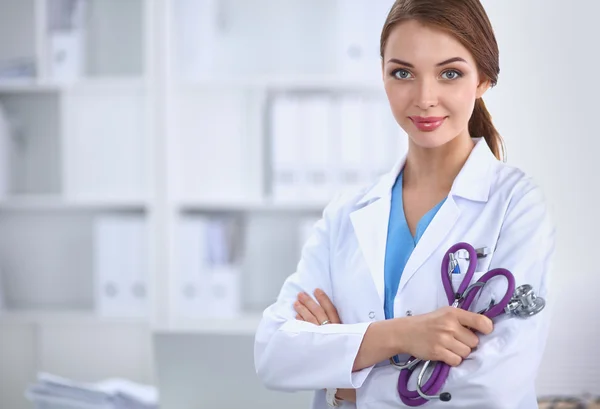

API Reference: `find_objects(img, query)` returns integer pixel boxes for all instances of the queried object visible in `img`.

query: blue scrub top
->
[383,171,446,319]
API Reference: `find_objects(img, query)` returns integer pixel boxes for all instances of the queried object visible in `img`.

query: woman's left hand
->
[294,288,341,325]
[294,289,356,404]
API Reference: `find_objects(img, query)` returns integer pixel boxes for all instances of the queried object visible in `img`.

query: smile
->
[409,116,447,132]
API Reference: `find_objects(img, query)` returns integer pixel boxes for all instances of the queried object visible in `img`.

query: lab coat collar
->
[350,137,499,304]
[356,137,497,206]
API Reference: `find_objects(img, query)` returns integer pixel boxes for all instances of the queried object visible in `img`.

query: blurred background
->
[0,0,597,408]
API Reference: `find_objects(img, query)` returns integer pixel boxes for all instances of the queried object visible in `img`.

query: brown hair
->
[380,0,506,161]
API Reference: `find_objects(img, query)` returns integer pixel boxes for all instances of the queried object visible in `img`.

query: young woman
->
[254,1,555,408]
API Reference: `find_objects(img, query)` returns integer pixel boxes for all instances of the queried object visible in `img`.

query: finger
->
[298,292,329,325]
[456,310,493,335]
[294,301,319,325]
[335,389,357,403]
[446,337,473,360]
[454,326,480,349]
[314,289,341,324]
[439,349,463,367]
[293,301,303,318]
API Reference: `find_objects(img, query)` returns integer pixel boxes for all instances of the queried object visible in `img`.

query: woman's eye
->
[393,69,412,80]
[441,70,462,80]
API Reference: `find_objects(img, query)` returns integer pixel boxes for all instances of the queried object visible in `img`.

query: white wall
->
[481,0,600,395]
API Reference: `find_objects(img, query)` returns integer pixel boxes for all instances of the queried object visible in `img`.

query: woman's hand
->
[399,306,494,367]
[294,288,341,325]
[294,289,356,404]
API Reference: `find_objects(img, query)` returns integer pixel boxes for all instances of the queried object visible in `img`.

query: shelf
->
[0,195,147,211]
[177,198,327,213]
[0,310,148,326]
[175,77,384,93]
[0,79,62,93]
[154,313,263,335]
[0,78,146,93]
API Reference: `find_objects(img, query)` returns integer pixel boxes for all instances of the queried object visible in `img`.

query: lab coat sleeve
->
[355,184,556,409]
[254,196,375,392]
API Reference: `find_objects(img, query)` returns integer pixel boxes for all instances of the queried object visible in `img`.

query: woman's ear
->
[476,79,492,99]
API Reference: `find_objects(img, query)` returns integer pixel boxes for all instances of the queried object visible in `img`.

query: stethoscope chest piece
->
[505,284,545,317]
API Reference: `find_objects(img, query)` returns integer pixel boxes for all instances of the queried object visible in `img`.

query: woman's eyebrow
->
[386,57,468,67]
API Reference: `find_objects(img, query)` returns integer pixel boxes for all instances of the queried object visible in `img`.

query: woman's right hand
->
[399,306,494,367]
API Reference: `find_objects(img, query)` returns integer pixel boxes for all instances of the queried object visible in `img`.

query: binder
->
[173,0,219,81]
[204,218,241,319]
[336,96,368,191]
[93,213,148,319]
[175,216,242,319]
[174,215,209,319]
[300,95,335,203]
[335,0,369,79]
[270,95,303,202]
[0,102,12,199]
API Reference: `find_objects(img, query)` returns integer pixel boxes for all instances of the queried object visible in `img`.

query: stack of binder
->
[174,215,243,319]
[269,93,405,204]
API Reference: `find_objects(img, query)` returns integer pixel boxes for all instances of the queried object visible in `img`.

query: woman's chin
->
[407,132,454,149]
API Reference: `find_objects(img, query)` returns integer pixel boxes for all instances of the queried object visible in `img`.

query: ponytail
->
[469,98,505,161]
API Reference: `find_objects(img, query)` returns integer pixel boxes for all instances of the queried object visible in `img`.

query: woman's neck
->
[402,135,475,192]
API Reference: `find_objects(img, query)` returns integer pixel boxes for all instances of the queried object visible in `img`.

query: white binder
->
[174,215,210,319]
[0,102,12,199]
[300,95,335,203]
[93,213,149,319]
[270,95,303,202]
[336,0,396,80]
[175,216,242,319]
[337,96,368,191]
[204,218,241,319]
[335,0,370,79]
[173,0,220,81]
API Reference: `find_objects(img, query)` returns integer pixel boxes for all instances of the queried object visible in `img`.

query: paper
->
[25,372,158,409]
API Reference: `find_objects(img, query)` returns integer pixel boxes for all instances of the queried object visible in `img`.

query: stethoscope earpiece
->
[440,392,451,402]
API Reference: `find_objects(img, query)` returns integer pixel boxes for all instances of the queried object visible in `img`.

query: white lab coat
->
[254,138,556,409]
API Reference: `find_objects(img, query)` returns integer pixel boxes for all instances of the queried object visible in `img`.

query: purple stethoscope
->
[391,242,546,406]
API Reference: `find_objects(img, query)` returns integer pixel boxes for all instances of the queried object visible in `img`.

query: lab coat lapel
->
[396,197,460,295]
[396,138,497,295]
[349,195,392,304]
[349,157,404,304]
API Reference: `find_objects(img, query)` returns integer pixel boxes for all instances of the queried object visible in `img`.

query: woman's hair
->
[380,0,506,161]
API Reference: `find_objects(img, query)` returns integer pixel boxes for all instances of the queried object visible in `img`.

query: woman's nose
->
[415,79,439,110]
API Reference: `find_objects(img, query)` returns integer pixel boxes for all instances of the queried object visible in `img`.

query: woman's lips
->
[409,116,447,132]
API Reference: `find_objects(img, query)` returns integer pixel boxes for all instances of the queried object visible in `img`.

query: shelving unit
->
[0,0,399,407]
[0,0,401,324]
[0,1,155,407]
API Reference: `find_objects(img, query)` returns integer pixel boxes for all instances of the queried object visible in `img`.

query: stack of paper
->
[25,372,158,409]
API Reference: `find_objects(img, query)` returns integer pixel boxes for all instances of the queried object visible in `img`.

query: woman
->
[254,0,555,408]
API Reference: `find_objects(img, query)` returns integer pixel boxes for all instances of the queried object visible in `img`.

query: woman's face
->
[382,20,490,149]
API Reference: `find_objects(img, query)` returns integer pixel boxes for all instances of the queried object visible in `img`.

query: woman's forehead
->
[384,20,475,66]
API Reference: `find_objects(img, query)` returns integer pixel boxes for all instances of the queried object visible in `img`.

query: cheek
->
[384,84,411,120]
[442,86,477,120]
